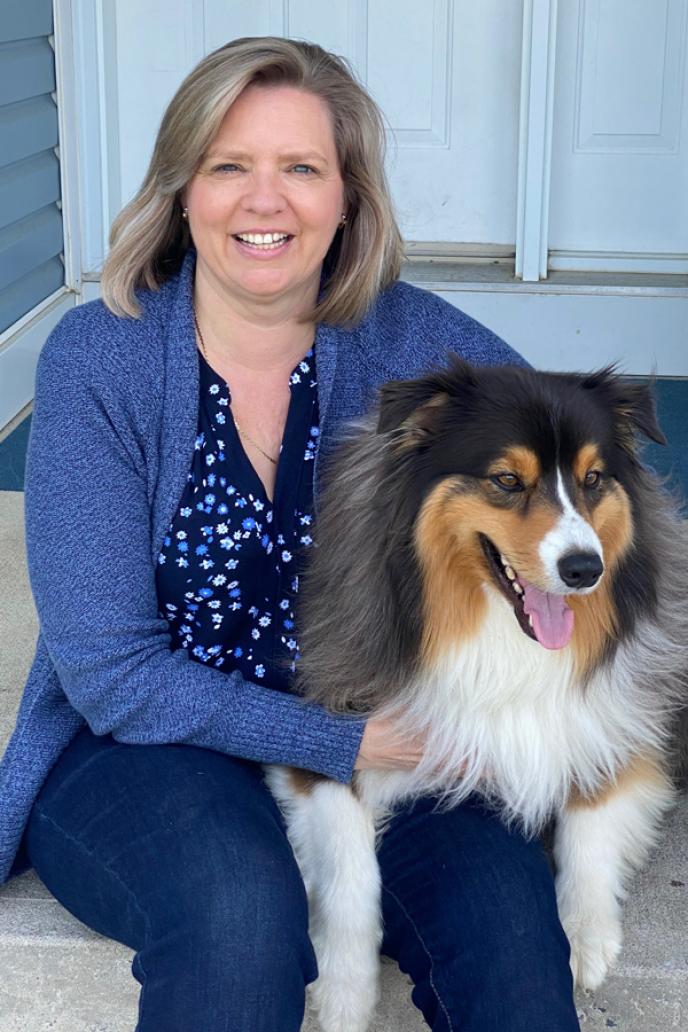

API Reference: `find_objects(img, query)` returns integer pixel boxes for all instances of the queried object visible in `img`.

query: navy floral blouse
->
[155,346,319,694]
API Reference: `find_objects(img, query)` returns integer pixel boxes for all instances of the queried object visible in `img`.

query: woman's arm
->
[24,317,365,782]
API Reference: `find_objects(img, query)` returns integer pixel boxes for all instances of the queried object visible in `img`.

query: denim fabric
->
[25,728,579,1032]
[379,794,581,1031]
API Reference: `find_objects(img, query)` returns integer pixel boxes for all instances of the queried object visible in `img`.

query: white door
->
[549,0,688,272]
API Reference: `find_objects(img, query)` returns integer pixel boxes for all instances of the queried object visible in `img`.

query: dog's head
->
[377,358,666,652]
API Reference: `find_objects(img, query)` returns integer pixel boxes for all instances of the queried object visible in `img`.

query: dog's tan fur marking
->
[591,484,634,566]
[488,446,541,486]
[287,767,366,800]
[288,769,326,795]
[573,444,605,483]
[415,477,563,664]
[569,484,634,675]
[568,586,618,677]
[567,752,667,811]
[415,481,489,664]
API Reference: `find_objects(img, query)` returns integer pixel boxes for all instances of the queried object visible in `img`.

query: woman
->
[0,37,581,1032]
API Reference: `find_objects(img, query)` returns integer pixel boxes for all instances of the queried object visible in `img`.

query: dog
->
[265,358,688,1032]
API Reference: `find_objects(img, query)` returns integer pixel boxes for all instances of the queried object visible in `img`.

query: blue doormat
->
[641,380,688,510]
[0,416,32,493]
[1,381,687,504]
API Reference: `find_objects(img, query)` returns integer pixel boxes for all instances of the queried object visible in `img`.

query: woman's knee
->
[133,863,316,1032]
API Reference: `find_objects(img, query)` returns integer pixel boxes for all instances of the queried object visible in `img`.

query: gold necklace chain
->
[192,310,279,466]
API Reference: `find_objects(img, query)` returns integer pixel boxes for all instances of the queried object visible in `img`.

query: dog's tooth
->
[528,614,534,628]
[504,565,516,580]
[512,581,523,595]
[500,554,508,566]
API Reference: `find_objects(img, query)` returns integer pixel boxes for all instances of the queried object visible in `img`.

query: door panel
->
[549,0,688,262]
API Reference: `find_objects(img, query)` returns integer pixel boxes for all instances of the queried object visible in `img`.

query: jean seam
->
[382,884,455,1032]
[31,805,152,1027]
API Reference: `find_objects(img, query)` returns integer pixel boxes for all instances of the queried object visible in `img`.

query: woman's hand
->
[354,715,428,771]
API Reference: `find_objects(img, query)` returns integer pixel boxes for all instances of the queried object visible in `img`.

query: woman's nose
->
[240,169,286,214]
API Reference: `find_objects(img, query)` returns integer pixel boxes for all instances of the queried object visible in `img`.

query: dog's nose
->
[558,551,604,589]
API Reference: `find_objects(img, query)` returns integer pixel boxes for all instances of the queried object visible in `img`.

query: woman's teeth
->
[236,232,289,249]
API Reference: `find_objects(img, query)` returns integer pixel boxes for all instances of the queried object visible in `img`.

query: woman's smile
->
[232,230,294,257]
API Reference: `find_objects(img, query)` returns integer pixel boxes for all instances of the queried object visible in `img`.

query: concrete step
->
[2,488,687,1030]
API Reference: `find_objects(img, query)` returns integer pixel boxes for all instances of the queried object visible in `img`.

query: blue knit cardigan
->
[0,251,525,883]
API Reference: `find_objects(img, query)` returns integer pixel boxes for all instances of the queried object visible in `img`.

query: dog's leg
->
[554,753,675,990]
[264,767,382,1032]
[305,781,382,1032]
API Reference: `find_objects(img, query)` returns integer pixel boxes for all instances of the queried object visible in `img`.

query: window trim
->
[53,0,82,293]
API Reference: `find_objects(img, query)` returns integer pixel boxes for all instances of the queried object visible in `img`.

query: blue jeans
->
[24,727,580,1031]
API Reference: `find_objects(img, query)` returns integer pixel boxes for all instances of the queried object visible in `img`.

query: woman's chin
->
[235,269,319,308]
[198,252,319,309]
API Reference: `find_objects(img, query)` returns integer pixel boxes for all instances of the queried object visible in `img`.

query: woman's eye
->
[491,473,524,493]
[213,163,241,173]
[291,164,316,175]
[584,469,603,488]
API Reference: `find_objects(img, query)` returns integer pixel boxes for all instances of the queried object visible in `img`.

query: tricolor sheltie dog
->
[265,359,688,1032]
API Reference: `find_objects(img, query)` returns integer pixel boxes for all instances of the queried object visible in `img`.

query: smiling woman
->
[4,35,582,1032]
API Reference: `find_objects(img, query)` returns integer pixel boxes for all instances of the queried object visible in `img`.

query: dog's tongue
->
[521,580,574,650]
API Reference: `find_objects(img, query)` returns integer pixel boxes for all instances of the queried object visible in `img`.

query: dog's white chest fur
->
[358,586,658,832]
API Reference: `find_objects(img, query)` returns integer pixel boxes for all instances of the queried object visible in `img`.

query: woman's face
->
[185,84,346,313]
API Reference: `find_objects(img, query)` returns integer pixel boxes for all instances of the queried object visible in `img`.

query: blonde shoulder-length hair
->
[101,36,405,326]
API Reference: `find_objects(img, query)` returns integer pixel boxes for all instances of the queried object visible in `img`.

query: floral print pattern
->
[155,347,318,693]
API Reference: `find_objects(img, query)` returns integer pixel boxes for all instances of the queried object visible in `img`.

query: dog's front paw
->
[309,973,378,1032]
[563,909,622,990]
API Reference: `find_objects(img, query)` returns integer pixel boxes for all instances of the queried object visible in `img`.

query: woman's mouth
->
[233,231,293,253]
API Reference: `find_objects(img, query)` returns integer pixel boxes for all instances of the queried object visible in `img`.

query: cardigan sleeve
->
[23,318,365,783]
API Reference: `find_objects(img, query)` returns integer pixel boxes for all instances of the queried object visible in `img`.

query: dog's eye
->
[584,469,603,488]
[491,473,524,493]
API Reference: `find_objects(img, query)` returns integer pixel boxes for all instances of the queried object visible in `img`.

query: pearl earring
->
[182,207,189,220]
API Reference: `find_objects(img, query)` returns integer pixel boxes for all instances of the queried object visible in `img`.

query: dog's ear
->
[376,354,477,437]
[582,368,667,447]
[377,379,447,436]
[613,382,666,446]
